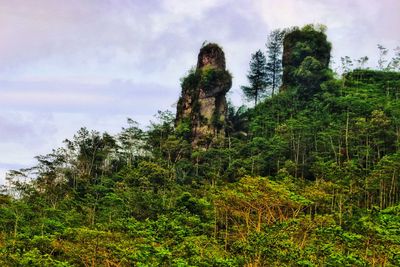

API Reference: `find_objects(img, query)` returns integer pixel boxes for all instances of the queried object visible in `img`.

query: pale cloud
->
[0,80,176,114]
[0,112,56,145]
[256,0,355,28]
[0,112,57,183]
[255,0,400,65]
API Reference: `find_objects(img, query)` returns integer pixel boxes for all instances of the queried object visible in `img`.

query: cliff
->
[176,43,232,146]
[281,25,331,93]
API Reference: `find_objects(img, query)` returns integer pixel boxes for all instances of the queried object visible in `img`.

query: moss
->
[282,24,332,89]
[178,69,202,124]
[199,66,232,95]
[176,96,184,122]
[181,69,201,93]
[176,118,192,139]
[178,66,232,123]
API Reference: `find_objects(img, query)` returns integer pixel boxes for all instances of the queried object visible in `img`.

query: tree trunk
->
[345,111,350,161]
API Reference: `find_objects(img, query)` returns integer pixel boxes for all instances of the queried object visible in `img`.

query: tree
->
[388,46,400,71]
[241,50,269,106]
[265,29,285,95]
[377,44,389,70]
[340,56,353,74]
[226,103,248,136]
[355,56,369,69]
[118,118,145,167]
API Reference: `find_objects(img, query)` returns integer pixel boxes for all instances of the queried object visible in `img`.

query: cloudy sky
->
[0,0,399,184]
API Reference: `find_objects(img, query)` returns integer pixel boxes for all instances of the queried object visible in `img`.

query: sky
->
[0,0,399,184]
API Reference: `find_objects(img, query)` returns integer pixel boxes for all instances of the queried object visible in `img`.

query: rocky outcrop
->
[281,25,331,91]
[176,43,232,146]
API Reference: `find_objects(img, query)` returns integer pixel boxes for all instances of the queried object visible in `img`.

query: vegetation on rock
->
[176,43,232,146]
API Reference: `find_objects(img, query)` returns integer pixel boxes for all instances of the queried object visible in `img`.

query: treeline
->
[1,25,400,266]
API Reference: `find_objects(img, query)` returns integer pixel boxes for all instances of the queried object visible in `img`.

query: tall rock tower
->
[176,43,232,146]
[281,25,331,93]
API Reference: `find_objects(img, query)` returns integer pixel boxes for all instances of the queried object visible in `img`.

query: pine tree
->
[241,50,268,106]
[265,29,285,95]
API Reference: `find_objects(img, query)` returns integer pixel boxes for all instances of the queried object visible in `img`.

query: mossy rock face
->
[181,70,201,93]
[176,43,232,147]
[282,25,332,90]
[200,66,232,98]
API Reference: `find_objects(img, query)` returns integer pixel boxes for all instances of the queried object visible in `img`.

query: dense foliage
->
[1,26,400,266]
[282,24,332,95]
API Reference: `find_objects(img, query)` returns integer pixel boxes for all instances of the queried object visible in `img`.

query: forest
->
[1,25,400,266]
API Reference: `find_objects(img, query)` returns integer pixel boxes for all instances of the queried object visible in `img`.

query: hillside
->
[1,26,400,266]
